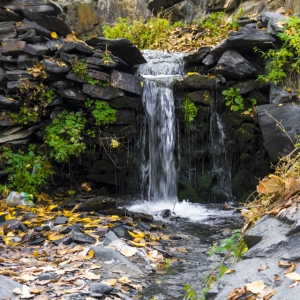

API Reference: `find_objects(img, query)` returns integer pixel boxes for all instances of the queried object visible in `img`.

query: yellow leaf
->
[87,249,94,259]
[140,81,144,87]
[81,182,91,192]
[129,241,146,247]
[33,250,39,258]
[110,139,120,148]
[278,103,283,106]
[5,213,13,220]
[128,231,145,239]
[257,177,284,195]
[245,280,265,294]
[103,279,117,286]
[51,31,58,39]
[118,276,131,284]
[177,247,187,253]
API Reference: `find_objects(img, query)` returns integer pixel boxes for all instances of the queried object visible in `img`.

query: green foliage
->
[1,144,54,194]
[230,8,245,31]
[102,17,183,49]
[198,12,227,37]
[40,89,56,104]
[85,98,116,127]
[254,15,300,84]
[183,98,198,127]
[223,87,244,111]
[183,284,197,300]
[9,107,39,124]
[44,110,87,163]
[247,98,257,112]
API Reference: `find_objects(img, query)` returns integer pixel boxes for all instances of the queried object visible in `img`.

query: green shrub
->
[9,107,39,124]
[44,110,87,163]
[1,144,54,194]
[223,87,244,111]
[102,17,183,49]
[183,97,198,126]
[254,15,300,84]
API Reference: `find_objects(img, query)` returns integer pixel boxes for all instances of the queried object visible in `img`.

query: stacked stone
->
[0,0,147,189]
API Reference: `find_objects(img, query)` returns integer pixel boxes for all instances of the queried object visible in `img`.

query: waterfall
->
[138,50,185,202]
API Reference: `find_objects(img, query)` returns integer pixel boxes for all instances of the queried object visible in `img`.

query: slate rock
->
[74,196,116,212]
[53,237,72,246]
[0,130,32,143]
[257,104,300,161]
[88,70,109,82]
[287,219,300,236]
[16,20,51,37]
[5,70,33,81]
[115,110,135,125]
[0,275,23,299]
[0,10,22,22]
[66,71,87,83]
[109,97,143,111]
[29,236,45,245]
[111,225,134,240]
[54,216,68,225]
[60,223,84,234]
[89,283,113,296]
[0,21,16,41]
[269,81,293,104]
[22,10,71,37]
[183,47,211,67]
[43,59,71,73]
[279,204,300,224]
[215,50,257,79]
[83,84,124,100]
[86,56,118,69]
[174,74,217,90]
[18,54,39,70]
[261,12,287,35]
[103,231,119,246]
[91,245,143,273]
[282,233,300,260]
[86,37,146,67]
[1,40,26,55]
[17,29,43,44]
[110,70,143,95]
[0,95,20,106]
[34,225,51,232]
[57,89,86,101]
[38,272,57,281]
[233,79,267,94]
[59,52,74,64]
[0,67,5,83]
[59,42,93,55]
[71,227,96,244]
[243,215,290,258]
[126,210,154,222]
[23,44,49,56]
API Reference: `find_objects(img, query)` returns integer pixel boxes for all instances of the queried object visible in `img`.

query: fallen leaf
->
[257,177,284,195]
[177,247,188,253]
[225,269,235,274]
[290,281,298,288]
[245,280,265,294]
[226,287,245,300]
[257,286,275,299]
[103,279,117,286]
[274,274,281,282]
[285,272,300,281]
[118,276,131,284]
[258,263,268,271]
[80,270,101,280]
[51,31,58,39]
[120,245,137,257]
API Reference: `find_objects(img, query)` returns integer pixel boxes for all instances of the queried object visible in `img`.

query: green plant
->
[230,8,245,31]
[9,107,39,124]
[247,98,257,113]
[102,17,183,49]
[1,144,54,194]
[163,258,171,269]
[199,12,227,37]
[183,284,197,300]
[40,89,56,104]
[85,98,116,127]
[44,110,87,163]
[183,98,198,127]
[223,87,244,111]
[254,15,300,84]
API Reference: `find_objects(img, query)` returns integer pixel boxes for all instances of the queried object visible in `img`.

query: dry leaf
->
[103,279,117,286]
[118,276,131,284]
[257,177,284,195]
[290,281,298,288]
[177,247,188,253]
[285,176,298,190]
[225,269,235,274]
[81,270,101,280]
[120,245,137,257]
[257,286,275,299]
[258,263,268,271]
[245,280,265,294]
[226,287,245,300]
[285,272,300,281]
[274,274,281,282]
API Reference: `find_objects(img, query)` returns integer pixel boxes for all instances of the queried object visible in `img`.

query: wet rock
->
[17,54,39,70]
[0,10,22,22]
[88,70,110,82]
[155,209,172,218]
[43,59,71,73]
[54,216,68,225]
[0,130,33,143]
[261,12,287,35]
[188,90,211,106]
[126,211,154,222]
[215,50,257,79]
[110,70,143,95]
[174,74,217,90]
[257,104,300,161]
[86,37,147,67]
[233,79,267,94]
[183,47,211,68]
[1,40,26,55]
[83,83,124,100]
[5,70,33,81]
[91,245,143,273]
[59,42,93,55]
[71,227,96,244]
[29,236,45,245]
[109,96,143,111]
[0,275,23,299]
[16,20,51,37]
[74,196,116,212]
[23,44,49,56]
[22,11,71,36]
[57,88,86,101]
[115,110,136,125]
[0,95,20,106]
[89,282,113,296]
[0,21,16,41]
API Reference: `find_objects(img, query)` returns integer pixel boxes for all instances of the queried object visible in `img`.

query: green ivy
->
[223,87,244,111]
[1,144,54,194]
[254,15,300,84]
[183,97,198,127]
[44,110,87,163]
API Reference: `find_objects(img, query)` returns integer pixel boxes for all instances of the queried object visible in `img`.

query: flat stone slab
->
[1,40,26,55]
[110,70,143,95]
[83,84,124,100]
[0,130,32,143]
[0,274,23,299]
[23,44,49,56]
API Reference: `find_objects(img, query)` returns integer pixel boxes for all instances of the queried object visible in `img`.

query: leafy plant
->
[85,98,116,127]
[247,98,257,113]
[44,110,87,163]
[40,89,56,104]
[223,87,244,111]
[1,144,54,194]
[199,12,228,37]
[9,107,39,124]
[183,97,198,127]
[102,17,183,49]
[254,15,300,84]
[183,283,197,300]
[230,8,245,31]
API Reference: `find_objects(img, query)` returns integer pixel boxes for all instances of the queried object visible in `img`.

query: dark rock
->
[66,71,87,83]
[243,216,289,258]
[97,209,126,216]
[188,90,211,106]
[1,220,27,233]
[287,219,300,236]
[54,216,68,225]
[261,12,287,35]
[57,89,86,101]
[2,126,23,136]
[71,227,96,244]
[7,80,39,93]
[233,79,267,94]
[18,54,39,70]
[0,21,16,41]
[89,283,113,296]
[59,42,93,55]
[59,52,75,64]
[23,44,49,56]
[43,59,71,73]
[0,10,22,22]
[115,110,136,125]
[16,20,51,38]
[88,70,109,82]
[137,222,152,231]
[282,233,300,260]
[74,196,116,212]
[126,211,154,222]
[215,50,257,79]
[0,95,20,106]
[86,56,117,69]
[17,29,42,44]
[5,70,33,81]
[111,225,133,240]
[279,205,300,225]
[109,96,143,111]
[50,80,71,90]
[110,70,143,95]
[86,37,146,67]
[269,81,293,104]
[203,24,276,63]
[22,10,71,37]
[257,104,300,161]
[34,225,51,232]
[93,228,108,238]
[103,231,119,246]
[91,160,115,173]
[155,209,171,218]
[0,67,5,83]
[60,223,84,234]
[29,236,45,245]
[46,39,64,52]
[0,275,23,299]
[0,130,33,143]
[3,62,17,70]
[0,56,17,63]
[83,84,124,100]
[91,245,143,273]
[174,74,217,90]
[147,0,182,13]
[183,47,211,67]
[52,237,73,246]
[1,40,26,55]
[37,272,57,281]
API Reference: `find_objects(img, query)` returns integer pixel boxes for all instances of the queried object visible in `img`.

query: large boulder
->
[258,104,300,161]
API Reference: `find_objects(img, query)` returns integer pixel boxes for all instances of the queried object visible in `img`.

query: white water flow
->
[127,50,233,221]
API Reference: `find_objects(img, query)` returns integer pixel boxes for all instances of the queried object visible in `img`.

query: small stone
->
[1,40,26,55]
[74,279,85,287]
[37,273,57,281]
[71,227,96,244]
[34,225,51,232]
[43,59,71,73]
[89,283,113,295]
[17,54,39,70]
[54,216,68,225]
[23,44,49,56]
[29,237,45,245]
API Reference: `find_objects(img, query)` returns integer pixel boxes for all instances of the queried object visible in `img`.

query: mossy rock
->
[174,74,217,91]
[188,90,211,106]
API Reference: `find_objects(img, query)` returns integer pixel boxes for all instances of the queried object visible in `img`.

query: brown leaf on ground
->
[257,177,284,195]
[245,280,265,294]
[226,287,246,300]
[274,274,281,282]
[285,176,298,190]
[285,272,300,281]
[257,286,275,299]
[258,263,268,271]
